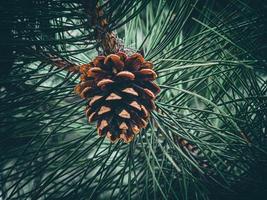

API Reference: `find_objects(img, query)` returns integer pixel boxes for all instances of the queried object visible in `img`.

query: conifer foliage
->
[0,0,266,199]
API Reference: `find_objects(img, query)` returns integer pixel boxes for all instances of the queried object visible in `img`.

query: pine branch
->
[1,0,267,200]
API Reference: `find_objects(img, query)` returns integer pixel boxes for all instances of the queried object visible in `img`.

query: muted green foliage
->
[0,0,266,199]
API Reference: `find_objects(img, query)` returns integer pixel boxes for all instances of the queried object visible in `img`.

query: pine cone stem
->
[94,5,118,55]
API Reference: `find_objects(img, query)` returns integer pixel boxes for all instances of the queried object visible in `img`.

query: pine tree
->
[0,0,267,199]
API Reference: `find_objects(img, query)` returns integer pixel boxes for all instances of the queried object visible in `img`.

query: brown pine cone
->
[75,52,160,143]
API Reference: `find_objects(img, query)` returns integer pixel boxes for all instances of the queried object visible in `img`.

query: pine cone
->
[75,52,160,143]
